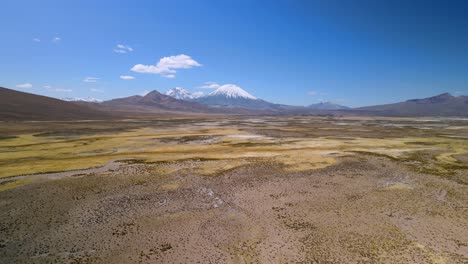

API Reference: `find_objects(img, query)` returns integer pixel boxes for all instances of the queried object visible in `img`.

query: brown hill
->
[0,87,110,121]
[352,93,468,117]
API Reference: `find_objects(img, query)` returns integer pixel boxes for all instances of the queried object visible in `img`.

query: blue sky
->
[1,0,467,107]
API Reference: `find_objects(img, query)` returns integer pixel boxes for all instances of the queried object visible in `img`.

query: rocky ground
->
[0,116,467,263]
[0,155,467,263]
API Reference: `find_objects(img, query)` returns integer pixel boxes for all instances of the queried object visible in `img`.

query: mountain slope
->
[0,87,109,120]
[353,93,468,116]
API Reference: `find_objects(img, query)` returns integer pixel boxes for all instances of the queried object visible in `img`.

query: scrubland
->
[0,116,467,263]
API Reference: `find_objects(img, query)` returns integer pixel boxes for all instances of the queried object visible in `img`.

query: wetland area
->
[0,116,467,263]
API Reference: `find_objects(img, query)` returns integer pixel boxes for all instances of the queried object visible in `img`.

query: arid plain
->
[1,116,467,263]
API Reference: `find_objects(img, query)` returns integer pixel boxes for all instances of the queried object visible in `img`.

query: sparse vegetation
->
[0,116,467,263]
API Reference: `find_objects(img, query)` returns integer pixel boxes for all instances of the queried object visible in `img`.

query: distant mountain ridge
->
[406,93,454,104]
[103,90,212,112]
[62,97,103,103]
[353,93,468,116]
[1,86,466,120]
[308,102,349,110]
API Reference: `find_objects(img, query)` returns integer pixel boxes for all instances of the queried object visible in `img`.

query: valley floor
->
[0,116,467,263]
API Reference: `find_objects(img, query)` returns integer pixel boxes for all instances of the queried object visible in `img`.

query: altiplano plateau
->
[1,116,467,263]
[2,1,468,263]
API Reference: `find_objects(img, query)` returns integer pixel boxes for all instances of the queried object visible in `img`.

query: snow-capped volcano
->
[208,84,257,100]
[164,83,280,111]
[193,83,280,110]
[165,87,200,100]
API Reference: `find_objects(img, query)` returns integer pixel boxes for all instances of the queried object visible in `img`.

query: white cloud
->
[131,54,201,78]
[199,82,221,89]
[90,88,104,93]
[114,44,133,53]
[16,83,33,88]
[33,38,40,42]
[54,88,72,92]
[44,85,72,92]
[120,75,135,80]
[131,64,171,74]
[83,77,99,83]
[157,54,201,69]
[52,36,61,43]
[117,44,133,51]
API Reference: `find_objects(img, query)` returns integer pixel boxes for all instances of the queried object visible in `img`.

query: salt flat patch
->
[444,126,468,130]
[243,118,269,123]
[440,135,468,139]
[335,122,354,126]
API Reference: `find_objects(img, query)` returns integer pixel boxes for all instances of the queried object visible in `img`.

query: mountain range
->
[308,102,350,110]
[102,90,214,113]
[0,85,467,121]
[353,93,468,117]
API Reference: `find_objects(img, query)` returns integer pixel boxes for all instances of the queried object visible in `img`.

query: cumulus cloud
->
[131,54,201,78]
[120,75,135,80]
[114,44,133,53]
[33,38,40,42]
[52,36,61,43]
[83,77,99,83]
[16,83,33,88]
[90,88,104,93]
[199,82,221,89]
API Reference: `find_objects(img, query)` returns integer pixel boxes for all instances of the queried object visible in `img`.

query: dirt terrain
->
[0,116,467,263]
